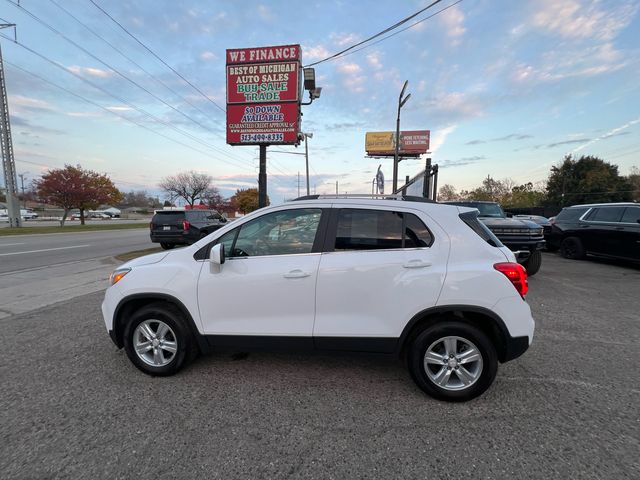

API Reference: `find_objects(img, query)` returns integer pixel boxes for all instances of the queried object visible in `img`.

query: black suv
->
[548,202,640,262]
[445,201,545,275]
[150,209,227,250]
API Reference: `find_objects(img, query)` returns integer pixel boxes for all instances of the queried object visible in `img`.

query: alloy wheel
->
[423,336,483,391]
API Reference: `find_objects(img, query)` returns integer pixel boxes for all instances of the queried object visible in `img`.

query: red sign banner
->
[401,130,430,153]
[226,44,302,146]
[226,62,299,104]
[226,103,299,145]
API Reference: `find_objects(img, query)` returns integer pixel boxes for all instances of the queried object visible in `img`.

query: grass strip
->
[115,247,163,262]
[0,223,149,236]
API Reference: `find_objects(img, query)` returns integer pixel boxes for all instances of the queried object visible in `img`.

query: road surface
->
[0,229,153,318]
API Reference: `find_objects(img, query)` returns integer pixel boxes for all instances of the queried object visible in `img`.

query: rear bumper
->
[503,335,530,362]
[150,232,192,244]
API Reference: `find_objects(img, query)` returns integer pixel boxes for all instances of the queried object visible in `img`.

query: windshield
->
[457,203,504,218]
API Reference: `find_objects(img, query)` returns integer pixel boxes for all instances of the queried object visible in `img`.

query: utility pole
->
[393,80,411,193]
[335,181,338,194]
[303,132,313,196]
[297,171,300,198]
[18,172,27,208]
[258,145,267,208]
[0,23,21,227]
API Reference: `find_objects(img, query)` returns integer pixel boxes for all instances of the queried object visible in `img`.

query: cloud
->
[512,42,627,85]
[546,139,590,148]
[531,0,637,41]
[465,134,533,145]
[303,44,331,61]
[429,125,457,153]
[257,5,274,21]
[330,32,361,46]
[106,106,133,112]
[11,115,65,135]
[336,62,366,93]
[323,121,366,131]
[440,5,466,45]
[440,156,486,168]
[423,92,484,122]
[366,52,383,70]
[572,117,640,153]
[10,95,52,112]
[67,65,114,78]
[199,51,217,61]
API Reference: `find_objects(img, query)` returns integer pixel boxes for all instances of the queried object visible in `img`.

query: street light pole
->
[393,80,411,193]
[303,132,313,196]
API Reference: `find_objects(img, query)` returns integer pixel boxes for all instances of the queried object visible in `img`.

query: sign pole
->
[258,144,267,208]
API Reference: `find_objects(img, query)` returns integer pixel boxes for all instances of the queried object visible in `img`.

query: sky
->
[1,0,639,202]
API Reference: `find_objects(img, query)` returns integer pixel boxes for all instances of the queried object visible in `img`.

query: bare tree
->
[159,171,213,206]
[438,184,459,201]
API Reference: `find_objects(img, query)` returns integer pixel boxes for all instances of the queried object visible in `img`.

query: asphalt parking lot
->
[1,253,638,479]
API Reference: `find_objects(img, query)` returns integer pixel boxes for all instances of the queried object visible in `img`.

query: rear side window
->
[589,207,624,223]
[334,209,432,251]
[153,211,184,223]
[621,207,640,224]
[459,211,503,248]
[556,207,589,222]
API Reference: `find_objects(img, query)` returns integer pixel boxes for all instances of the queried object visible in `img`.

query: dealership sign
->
[226,45,302,145]
[365,130,430,156]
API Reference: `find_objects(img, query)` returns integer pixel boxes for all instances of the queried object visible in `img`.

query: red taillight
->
[182,220,190,231]
[494,262,528,297]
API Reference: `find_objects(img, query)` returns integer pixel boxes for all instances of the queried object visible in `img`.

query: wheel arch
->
[113,293,209,353]
[397,305,513,363]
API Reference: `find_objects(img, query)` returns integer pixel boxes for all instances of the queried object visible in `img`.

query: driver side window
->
[226,209,322,258]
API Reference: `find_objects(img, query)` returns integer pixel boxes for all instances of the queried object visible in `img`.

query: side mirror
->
[209,243,225,265]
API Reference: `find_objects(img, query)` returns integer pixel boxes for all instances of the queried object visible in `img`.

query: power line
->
[0,32,254,169]
[5,60,253,172]
[337,0,465,61]
[304,0,445,67]
[88,0,226,113]
[48,0,216,127]
[6,1,225,139]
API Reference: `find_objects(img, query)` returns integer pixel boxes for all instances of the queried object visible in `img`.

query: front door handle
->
[403,260,432,269]
[283,269,311,279]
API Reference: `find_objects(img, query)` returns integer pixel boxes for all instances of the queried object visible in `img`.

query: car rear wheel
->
[523,250,542,276]
[560,237,585,260]
[408,321,497,402]
[123,303,196,376]
[160,242,175,250]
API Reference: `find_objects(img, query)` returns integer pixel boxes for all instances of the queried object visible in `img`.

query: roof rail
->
[292,194,435,203]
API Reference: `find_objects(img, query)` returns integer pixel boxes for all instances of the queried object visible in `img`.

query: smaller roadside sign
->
[365,130,430,157]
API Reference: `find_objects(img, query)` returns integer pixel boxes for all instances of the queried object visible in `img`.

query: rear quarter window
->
[459,211,503,247]
[557,207,589,222]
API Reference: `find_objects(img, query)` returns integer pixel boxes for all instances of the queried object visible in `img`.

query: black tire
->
[160,242,175,250]
[407,321,498,402]
[560,236,585,260]
[123,303,196,376]
[199,231,209,240]
[523,250,542,276]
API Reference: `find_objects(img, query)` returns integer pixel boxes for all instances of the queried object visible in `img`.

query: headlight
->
[109,267,131,286]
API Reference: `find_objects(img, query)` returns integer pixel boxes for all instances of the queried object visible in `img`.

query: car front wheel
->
[123,303,196,376]
[160,242,175,250]
[408,321,498,402]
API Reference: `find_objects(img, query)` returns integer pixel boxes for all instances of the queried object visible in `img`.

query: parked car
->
[103,196,535,402]
[150,209,227,250]
[21,209,38,220]
[88,212,112,220]
[548,202,640,262]
[444,201,545,275]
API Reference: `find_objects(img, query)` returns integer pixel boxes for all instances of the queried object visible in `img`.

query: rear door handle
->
[403,260,432,269]
[283,269,311,279]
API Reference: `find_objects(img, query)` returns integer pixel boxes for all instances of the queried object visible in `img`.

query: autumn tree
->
[230,188,267,214]
[34,165,123,226]
[438,184,460,201]
[546,155,632,206]
[628,166,640,202]
[159,171,213,206]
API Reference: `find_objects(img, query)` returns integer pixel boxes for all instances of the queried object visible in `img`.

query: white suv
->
[102,196,534,401]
